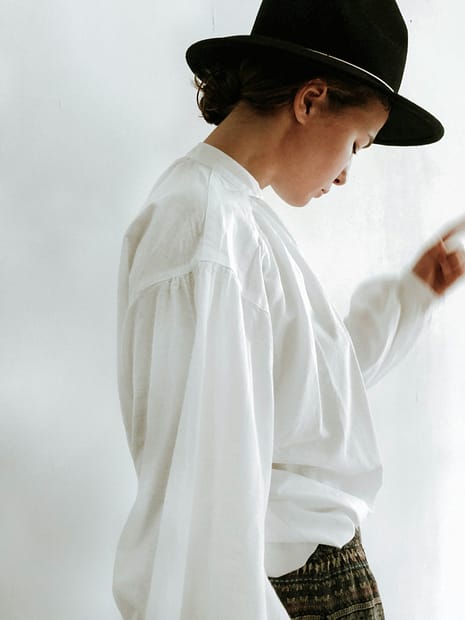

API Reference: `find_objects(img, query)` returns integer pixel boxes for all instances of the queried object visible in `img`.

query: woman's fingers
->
[419,238,445,262]
[439,249,465,287]
[439,256,452,281]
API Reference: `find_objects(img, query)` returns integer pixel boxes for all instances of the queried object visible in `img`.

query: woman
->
[112,1,465,618]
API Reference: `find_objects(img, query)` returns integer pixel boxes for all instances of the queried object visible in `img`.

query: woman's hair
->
[193,56,392,125]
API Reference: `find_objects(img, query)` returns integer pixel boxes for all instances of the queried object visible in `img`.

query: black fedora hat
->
[185,0,444,146]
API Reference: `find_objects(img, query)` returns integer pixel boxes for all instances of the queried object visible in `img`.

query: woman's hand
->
[412,220,465,296]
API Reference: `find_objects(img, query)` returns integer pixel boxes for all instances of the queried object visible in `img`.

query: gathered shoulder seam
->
[128,259,270,317]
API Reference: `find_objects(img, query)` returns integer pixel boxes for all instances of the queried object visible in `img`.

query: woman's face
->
[273,83,390,207]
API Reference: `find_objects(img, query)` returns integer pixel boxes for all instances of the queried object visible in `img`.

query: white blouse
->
[112,141,441,620]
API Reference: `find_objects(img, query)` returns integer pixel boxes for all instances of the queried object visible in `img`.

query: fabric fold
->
[113,260,290,619]
[343,268,441,388]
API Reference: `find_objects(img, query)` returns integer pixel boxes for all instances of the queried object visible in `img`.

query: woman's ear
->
[294,79,329,123]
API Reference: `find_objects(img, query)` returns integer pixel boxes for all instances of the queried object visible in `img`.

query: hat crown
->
[185,0,444,145]
[251,0,408,92]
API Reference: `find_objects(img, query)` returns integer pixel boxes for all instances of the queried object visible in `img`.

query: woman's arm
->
[343,225,465,389]
[343,268,440,388]
[114,259,290,620]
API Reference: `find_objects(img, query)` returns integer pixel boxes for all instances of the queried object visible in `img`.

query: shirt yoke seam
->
[203,163,269,270]
[128,260,270,317]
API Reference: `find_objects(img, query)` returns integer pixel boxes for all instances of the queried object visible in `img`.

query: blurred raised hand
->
[411,215,465,296]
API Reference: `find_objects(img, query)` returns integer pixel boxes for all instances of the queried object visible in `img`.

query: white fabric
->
[112,141,441,619]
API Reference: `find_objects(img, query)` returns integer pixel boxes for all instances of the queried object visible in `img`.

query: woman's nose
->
[333,167,349,186]
[334,159,353,186]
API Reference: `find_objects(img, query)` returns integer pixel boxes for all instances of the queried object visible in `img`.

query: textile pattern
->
[268,529,385,619]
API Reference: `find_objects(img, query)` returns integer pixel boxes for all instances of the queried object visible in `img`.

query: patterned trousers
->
[268,528,385,619]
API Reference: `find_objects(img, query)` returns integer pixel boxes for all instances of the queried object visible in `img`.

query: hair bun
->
[195,64,243,125]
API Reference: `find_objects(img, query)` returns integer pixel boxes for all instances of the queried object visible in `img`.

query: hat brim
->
[186,35,444,147]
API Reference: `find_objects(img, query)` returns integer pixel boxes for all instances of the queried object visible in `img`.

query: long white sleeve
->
[343,268,442,388]
[113,259,290,620]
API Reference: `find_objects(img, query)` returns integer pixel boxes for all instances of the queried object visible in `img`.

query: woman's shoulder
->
[122,154,269,307]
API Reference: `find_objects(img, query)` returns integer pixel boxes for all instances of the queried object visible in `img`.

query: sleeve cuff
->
[399,269,443,312]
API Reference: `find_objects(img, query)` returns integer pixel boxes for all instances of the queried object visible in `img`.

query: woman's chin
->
[287,193,314,207]
[275,186,315,207]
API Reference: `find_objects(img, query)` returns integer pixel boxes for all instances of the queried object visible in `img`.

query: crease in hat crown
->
[185,0,444,146]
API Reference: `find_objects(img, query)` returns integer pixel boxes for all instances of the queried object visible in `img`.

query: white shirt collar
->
[185,141,264,199]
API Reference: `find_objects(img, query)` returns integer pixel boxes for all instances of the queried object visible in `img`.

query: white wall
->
[2,1,464,618]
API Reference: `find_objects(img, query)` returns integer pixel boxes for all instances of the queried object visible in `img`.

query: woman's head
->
[194,57,391,127]
[194,57,391,207]
[187,0,444,146]
[277,79,390,205]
